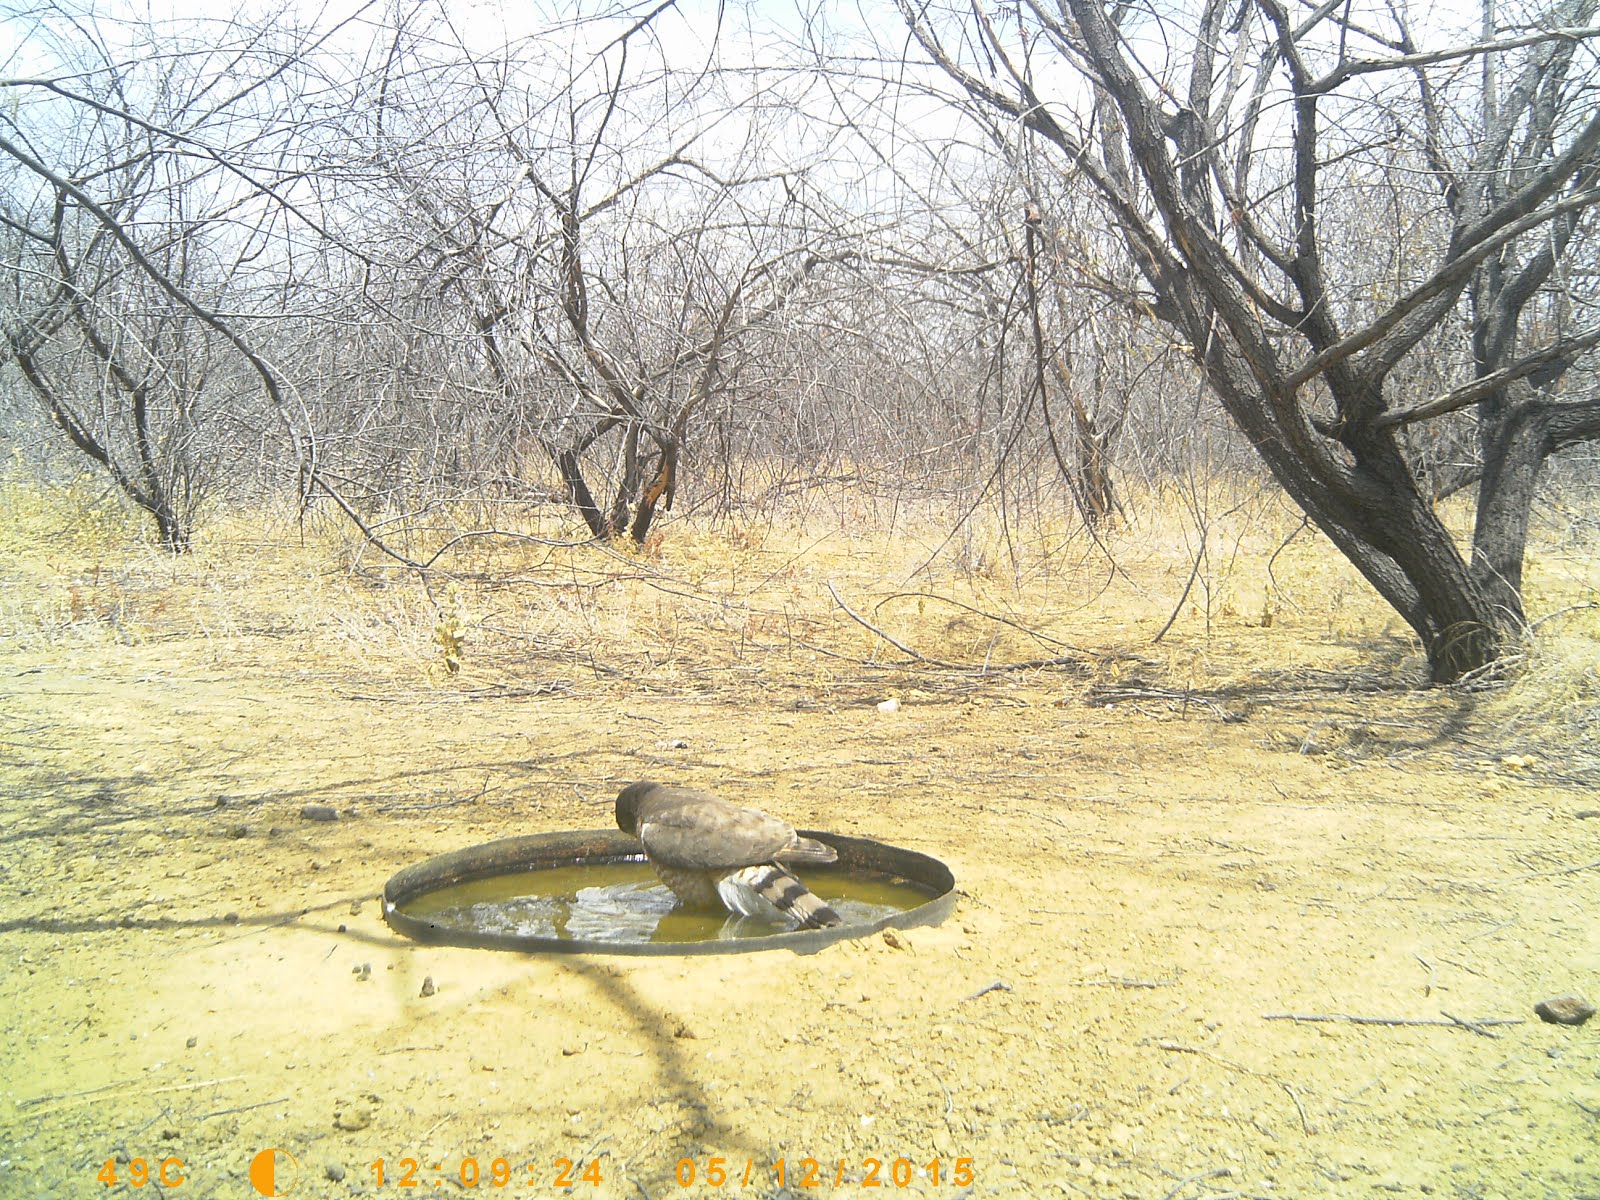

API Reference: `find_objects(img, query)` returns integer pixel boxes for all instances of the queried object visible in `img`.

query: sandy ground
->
[1,499,1597,1200]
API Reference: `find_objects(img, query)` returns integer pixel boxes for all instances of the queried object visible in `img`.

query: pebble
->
[419,976,436,997]
[325,1163,346,1182]
[333,1094,380,1132]
[301,804,339,822]
[1535,995,1596,1026]
[333,1107,371,1132]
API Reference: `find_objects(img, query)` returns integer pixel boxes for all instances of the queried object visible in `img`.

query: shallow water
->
[398,860,937,943]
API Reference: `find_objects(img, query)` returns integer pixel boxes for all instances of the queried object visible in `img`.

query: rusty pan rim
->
[381,828,956,956]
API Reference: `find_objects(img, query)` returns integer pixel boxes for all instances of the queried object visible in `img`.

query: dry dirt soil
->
[1,491,1597,1200]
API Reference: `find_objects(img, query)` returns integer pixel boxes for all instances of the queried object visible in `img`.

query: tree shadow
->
[555,957,783,1191]
[0,895,362,937]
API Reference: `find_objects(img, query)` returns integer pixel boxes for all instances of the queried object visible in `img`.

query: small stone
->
[333,1106,372,1132]
[223,912,239,924]
[877,698,901,713]
[229,825,249,839]
[348,899,363,915]
[336,923,347,933]
[186,1036,198,1049]
[419,976,436,997]
[1535,995,1596,1026]
[882,930,907,950]
[301,804,339,822]
[672,1021,696,1039]
[325,1164,346,1182]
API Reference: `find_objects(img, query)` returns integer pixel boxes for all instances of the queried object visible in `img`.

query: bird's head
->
[614,781,656,836]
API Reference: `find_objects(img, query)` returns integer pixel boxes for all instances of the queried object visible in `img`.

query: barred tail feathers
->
[719,864,842,929]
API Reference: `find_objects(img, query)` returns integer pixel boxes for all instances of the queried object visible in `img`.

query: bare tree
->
[0,4,342,547]
[305,5,855,545]
[896,0,1600,680]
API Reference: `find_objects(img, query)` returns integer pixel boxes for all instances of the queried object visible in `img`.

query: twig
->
[15,1080,126,1107]
[872,590,1091,655]
[1511,857,1600,881]
[826,581,1088,674]
[1161,1166,1231,1200]
[1279,1081,1313,1134]
[1072,977,1173,988]
[1529,601,1600,632]
[19,1075,245,1108]
[1151,1042,1315,1134]
[962,980,1012,1002]
[1414,953,1436,997]
[1440,1011,1500,1038]
[826,581,966,669]
[199,1097,289,1120]
[1263,1012,1523,1029]
[1085,685,1232,719]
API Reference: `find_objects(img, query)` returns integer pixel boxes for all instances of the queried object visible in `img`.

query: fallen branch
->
[1072,977,1173,989]
[1263,1012,1523,1030]
[827,581,969,670]
[1511,857,1600,881]
[873,590,1092,655]
[1440,1011,1501,1038]
[19,1075,245,1109]
[827,581,1091,674]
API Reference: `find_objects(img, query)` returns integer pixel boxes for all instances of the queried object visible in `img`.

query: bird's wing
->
[773,834,837,865]
[637,797,799,870]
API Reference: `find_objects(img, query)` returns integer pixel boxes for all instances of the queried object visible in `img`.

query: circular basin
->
[382,828,956,956]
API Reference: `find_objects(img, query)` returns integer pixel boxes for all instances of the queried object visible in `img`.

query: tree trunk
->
[1470,399,1544,626]
[1218,378,1501,683]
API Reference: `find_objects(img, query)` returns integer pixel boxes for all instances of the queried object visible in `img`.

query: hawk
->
[615,781,843,929]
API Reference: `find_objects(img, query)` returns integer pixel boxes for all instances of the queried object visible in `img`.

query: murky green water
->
[398,860,937,944]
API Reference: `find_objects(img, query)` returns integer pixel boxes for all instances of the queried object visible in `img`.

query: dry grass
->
[2,465,1595,779]
[1485,508,1600,782]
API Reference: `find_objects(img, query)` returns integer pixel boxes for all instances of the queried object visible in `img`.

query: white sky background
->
[1,0,1585,276]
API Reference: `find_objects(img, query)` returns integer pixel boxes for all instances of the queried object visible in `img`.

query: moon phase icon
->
[249,1148,299,1196]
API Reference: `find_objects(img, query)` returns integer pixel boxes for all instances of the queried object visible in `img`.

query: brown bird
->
[615,781,843,929]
